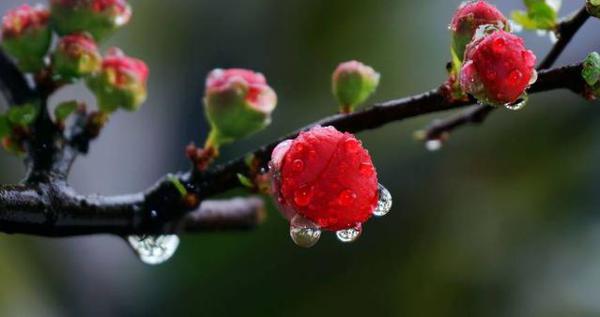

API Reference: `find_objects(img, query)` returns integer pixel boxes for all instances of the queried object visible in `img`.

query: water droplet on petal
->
[344,138,360,154]
[359,162,374,176]
[127,235,180,265]
[508,69,523,83]
[294,185,314,206]
[373,183,392,217]
[425,139,442,152]
[289,215,321,248]
[291,159,304,172]
[492,37,505,53]
[336,224,362,243]
[528,69,538,85]
[337,189,356,206]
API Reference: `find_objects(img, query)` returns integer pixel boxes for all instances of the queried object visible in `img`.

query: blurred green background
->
[1,0,599,316]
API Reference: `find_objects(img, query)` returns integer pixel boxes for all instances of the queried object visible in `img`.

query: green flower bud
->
[86,48,148,112]
[1,5,51,72]
[332,61,380,113]
[204,68,277,147]
[52,33,102,80]
[50,0,132,41]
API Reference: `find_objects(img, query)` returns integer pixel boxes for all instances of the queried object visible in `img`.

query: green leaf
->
[237,173,254,188]
[511,0,559,30]
[582,52,600,86]
[167,174,188,197]
[0,116,11,138]
[7,103,38,126]
[54,101,78,122]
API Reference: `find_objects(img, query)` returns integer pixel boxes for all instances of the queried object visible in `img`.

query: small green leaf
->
[0,116,10,138]
[54,101,79,121]
[582,52,600,86]
[511,0,558,31]
[237,173,254,188]
[7,103,38,126]
[167,174,188,197]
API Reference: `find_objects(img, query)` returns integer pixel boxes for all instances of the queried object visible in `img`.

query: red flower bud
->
[460,30,536,106]
[450,1,508,62]
[50,0,132,41]
[53,33,102,79]
[270,126,379,235]
[1,4,51,72]
[86,48,148,112]
[204,68,277,146]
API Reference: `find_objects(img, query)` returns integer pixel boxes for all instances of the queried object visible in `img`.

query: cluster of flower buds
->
[449,0,508,64]
[449,1,537,108]
[203,68,277,148]
[1,5,51,72]
[332,61,380,113]
[1,1,147,114]
[269,126,391,247]
[50,0,131,41]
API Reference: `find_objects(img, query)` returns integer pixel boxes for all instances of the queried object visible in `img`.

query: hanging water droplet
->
[294,185,314,206]
[336,224,362,243]
[373,183,392,217]
[549,31,558,44]
[289,215,321,248]
[127,235,180,265]
[504,94,528,111]
[425,139,442,152]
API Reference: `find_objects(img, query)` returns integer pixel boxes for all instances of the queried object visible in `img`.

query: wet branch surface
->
[0,6,592,237]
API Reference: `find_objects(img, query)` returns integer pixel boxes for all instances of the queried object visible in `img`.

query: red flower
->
[460,30,536,105]
[270,126,379,231]
[1,4,49,39]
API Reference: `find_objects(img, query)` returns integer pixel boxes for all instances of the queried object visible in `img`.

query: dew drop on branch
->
[127,235,180,265]
[425,139,443,152]
[373,183,392,217]
[336,224,362,243]
[289,215,321,248]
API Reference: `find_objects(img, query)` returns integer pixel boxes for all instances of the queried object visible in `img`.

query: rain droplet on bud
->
[373,183,392,217]
[127,235,180,265]
[336,224,362,243]
[504,94,528,111]
[289,215,321,248]
[425,139,442,152]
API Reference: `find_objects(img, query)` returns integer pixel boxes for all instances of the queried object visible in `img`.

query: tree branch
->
[0,5,591,237]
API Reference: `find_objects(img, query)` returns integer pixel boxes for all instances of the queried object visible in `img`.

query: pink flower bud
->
[53,33,102,80]
[332,60,380,113]
[50,0,132,41]
[459,30,537,106]
[87,48,148,112]
[1,4,51,72]
[204,68,277,146]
